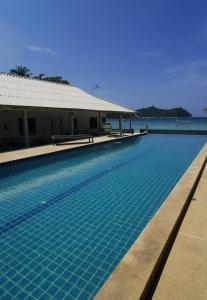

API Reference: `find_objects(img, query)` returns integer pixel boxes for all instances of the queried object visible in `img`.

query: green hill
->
[136,106,192,118]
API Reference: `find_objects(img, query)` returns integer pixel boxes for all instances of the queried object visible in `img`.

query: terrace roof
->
[0,73,136,115]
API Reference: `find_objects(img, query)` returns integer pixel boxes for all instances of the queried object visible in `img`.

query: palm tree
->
[10,66,31,77]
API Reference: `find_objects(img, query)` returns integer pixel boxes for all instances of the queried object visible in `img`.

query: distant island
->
[136,106,192,118]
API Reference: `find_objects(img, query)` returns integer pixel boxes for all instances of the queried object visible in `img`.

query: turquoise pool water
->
[0,134,206,299]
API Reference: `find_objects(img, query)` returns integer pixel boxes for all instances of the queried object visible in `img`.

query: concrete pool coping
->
[95,142,207,300]
[0,132,145,165]
[153,155,207,299]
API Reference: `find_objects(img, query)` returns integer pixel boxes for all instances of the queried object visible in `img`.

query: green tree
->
[204,108,207,113]
[33,73,45,80]
[43,76,70,85]
[10,66,31,77]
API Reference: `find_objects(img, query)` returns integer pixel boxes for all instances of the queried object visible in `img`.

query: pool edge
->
[95,142,207,300]
[0,132,146,166]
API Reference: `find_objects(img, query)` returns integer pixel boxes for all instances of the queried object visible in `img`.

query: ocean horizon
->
[110,117,207,131]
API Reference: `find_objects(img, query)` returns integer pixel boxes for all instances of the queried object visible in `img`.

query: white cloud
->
[165,59,207,73]
[138,50,161,57]
[27,45,56,55]
[190,21,207,49]
[164,59,207,86]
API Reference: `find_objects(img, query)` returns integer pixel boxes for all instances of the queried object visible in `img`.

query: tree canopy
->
[33,73,45,80]
[10,66,31,77]
[9,67,71,85]
[42,76,70,85]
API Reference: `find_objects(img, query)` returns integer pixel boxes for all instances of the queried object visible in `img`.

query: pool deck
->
[0,132,144,165]
[153,161,207,300]
[95,143,207,300]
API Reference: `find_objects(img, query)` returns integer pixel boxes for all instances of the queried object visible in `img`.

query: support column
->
[98,112,101,135]
[23,110,30,148]
[129,119,132,130]
[119,113,122,129]
[71,112,74,134]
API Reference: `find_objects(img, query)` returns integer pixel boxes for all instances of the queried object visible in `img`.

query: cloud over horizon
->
[164,59,207,86]
[27,45,56,56]
[138,50,161,57]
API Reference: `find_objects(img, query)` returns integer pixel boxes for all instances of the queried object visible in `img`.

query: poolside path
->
[153,162,207,300]
[0,133,142,164]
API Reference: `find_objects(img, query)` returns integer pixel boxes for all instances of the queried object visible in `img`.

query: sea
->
[110,117,207,132]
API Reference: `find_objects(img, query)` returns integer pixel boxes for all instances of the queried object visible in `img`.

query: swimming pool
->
[0,134,206,300]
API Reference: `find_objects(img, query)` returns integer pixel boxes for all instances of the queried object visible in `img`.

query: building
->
[0,73,136,151]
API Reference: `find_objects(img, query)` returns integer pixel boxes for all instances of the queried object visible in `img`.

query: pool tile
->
[1,135,206,300]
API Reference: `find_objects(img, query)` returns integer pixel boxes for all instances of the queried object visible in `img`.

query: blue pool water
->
[0,134,207,299]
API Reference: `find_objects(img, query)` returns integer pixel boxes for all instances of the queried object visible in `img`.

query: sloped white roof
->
[0,73,134,113]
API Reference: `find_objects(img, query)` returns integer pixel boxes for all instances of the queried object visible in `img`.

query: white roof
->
[0,73,134,113]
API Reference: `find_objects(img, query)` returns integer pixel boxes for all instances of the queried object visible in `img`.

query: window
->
[28,118,36,135]
[18,118,24,135]
[73,118,78,134]
[102,117,106,123]
[18,118,36,135]
[89,117,98,129]
[73,118,78,129]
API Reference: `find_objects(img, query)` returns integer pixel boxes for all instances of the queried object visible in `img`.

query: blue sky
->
[1,0,207,115]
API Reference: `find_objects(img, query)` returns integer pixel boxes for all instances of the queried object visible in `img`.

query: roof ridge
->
[0,72,75,87]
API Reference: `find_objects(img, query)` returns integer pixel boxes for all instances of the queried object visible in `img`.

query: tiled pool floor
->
[0,134,207,299]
